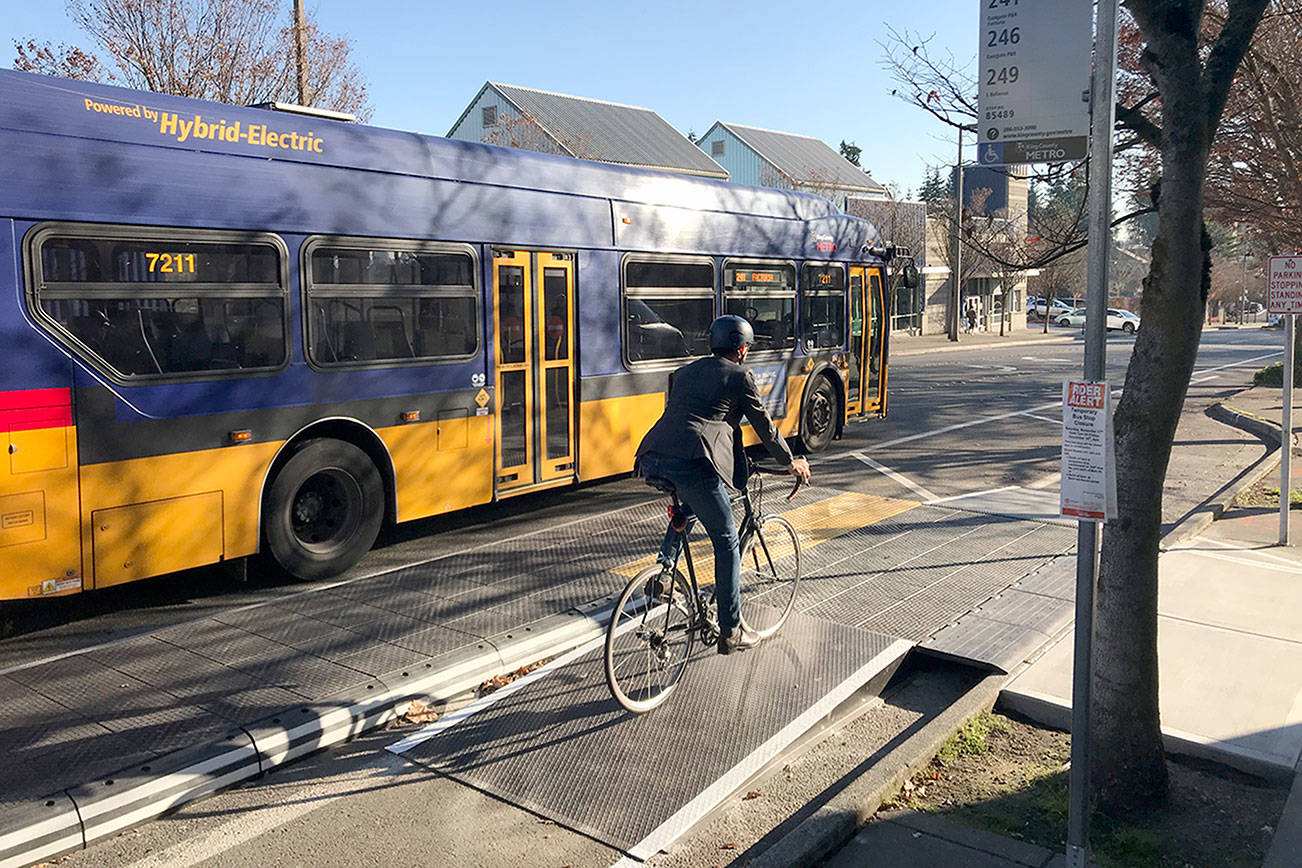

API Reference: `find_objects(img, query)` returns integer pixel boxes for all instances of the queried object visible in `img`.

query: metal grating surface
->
[0,483,1077,820]
[935,486,1075,527]
[396,611,904,855]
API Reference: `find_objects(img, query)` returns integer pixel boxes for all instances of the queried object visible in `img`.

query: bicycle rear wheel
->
[738,514,801,638]
[605,565,696,713]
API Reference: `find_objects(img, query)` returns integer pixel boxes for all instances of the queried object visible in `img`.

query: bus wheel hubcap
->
[292,472,352,545]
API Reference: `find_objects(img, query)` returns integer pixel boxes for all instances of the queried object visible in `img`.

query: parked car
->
[1055,308,1141,333]
[1056,308,1087,328]
[1109,308,1141,334]
[1031,297,1076,318]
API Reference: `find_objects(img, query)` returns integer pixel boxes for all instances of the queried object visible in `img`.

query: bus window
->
[723,262,796,353]
[30,226,287,379]
[800,264,847,350]
[305,239,479,367]
[622,257,714,363]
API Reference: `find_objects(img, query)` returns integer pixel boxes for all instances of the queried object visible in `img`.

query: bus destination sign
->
[976,0,1092,167]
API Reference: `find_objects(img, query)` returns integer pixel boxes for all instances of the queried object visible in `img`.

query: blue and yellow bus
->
[0,69,899,600]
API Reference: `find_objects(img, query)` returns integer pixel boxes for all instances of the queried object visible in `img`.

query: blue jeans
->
[639,455,741,633]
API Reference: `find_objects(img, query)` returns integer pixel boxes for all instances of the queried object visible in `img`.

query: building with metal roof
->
[447,82,729,180]
[697,122,887,211]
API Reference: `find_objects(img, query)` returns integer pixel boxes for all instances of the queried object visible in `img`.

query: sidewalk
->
[890,327,1078,356]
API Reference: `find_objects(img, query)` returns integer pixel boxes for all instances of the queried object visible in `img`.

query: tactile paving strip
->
[394,611,907,857]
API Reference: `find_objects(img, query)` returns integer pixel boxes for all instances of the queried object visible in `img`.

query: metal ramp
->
[388,611,911,860]
[917,487,1078,672]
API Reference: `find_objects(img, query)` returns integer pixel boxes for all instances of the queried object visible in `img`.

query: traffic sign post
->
[976,0,1093,167]
[1268,256,1302,544]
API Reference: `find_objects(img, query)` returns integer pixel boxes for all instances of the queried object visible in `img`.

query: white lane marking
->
[925,485,1019,505]
[964,363,1018,372]
[1191,374,1219,383]
[1192,349,1282,377]
[1020,412,1061,425]
[839,399,1063,456]
[1021,356,1074,363]
[852,453,939,501]
[1028,472,1061,490]
[619,639,915,862]
[387,624,611,755]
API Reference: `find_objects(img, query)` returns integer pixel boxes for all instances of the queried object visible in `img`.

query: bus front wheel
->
[264,438,384,580]
[798,375,839,453]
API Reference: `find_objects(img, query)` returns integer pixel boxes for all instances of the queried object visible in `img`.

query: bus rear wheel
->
[798,375,839,453]
[264,438,383,580]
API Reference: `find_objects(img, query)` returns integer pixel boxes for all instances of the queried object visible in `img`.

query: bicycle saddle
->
[643,476,677,494]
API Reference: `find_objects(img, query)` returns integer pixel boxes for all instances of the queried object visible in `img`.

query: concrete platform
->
[1001,520,1302,780]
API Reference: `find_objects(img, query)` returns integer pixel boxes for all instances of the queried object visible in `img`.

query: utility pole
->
[293,0,308,106]
[1066,0,1118,865]
[949,129,964,342]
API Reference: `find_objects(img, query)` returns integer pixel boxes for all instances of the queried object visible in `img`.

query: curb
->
[0,602,615,868]
[749,671,1006,868]
[1159,402,1285,550]
[996,689,1296,784]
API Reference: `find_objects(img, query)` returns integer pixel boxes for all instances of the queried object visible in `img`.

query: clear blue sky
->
[1,0,981,196]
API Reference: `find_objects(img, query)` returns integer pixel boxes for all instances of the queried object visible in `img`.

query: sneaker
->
[717,625,761,655]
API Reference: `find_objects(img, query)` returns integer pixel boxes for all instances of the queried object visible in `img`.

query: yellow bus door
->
[492,250,576,496]
[846,267,868,417]
[0,389,82,598]
[868,268,888,413]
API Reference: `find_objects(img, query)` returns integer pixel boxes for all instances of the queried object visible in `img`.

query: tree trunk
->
[1092,57,1211,813]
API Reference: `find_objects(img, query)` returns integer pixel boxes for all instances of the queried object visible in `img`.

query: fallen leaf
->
[719,843,738,850]
[743,790,761,800]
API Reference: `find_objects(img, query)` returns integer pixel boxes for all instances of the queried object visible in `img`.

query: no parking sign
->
[1268,255,1302,314]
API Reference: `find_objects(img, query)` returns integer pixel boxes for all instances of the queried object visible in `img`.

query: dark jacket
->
[636,355,795,490]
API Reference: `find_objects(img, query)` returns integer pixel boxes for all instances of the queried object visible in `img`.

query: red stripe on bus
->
[6,408,73,431]
[0,388,72,412]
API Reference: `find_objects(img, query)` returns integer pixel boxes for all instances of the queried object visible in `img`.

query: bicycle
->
[604,462,804,713]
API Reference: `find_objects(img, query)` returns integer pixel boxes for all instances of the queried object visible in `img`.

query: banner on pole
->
[1060,380,1117,521]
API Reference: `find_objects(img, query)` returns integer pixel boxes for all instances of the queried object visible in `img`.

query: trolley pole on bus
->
[293,0,309,106]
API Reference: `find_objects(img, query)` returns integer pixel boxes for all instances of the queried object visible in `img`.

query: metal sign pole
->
[1067,0,1118,864]
[1282,315,1294,545]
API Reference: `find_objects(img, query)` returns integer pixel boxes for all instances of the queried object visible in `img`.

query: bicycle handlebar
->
[750,461,808,501]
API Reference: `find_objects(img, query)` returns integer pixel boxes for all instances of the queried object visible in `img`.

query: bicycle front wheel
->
[605,566,696,713]
[738,514,801,638]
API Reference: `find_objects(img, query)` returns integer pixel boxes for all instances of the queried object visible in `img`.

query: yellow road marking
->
[610,491,918,582]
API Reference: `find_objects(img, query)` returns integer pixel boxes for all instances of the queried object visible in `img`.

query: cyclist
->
[635,314,812,654]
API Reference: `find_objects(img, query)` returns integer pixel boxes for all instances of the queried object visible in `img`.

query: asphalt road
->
[2,326,1285,868]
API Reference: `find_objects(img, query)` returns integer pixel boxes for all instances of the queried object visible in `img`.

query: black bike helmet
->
[708,314,755,353]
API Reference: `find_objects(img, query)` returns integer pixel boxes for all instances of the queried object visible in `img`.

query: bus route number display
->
[976,0,1092,167]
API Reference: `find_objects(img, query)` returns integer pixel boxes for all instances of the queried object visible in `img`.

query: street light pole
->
[950,129,964,342]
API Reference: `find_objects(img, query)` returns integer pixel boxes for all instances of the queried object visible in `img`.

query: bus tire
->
[264,438,383,580]
[798,375,839,454]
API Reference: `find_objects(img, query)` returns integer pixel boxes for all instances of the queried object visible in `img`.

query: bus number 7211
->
[145,252,197,274]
